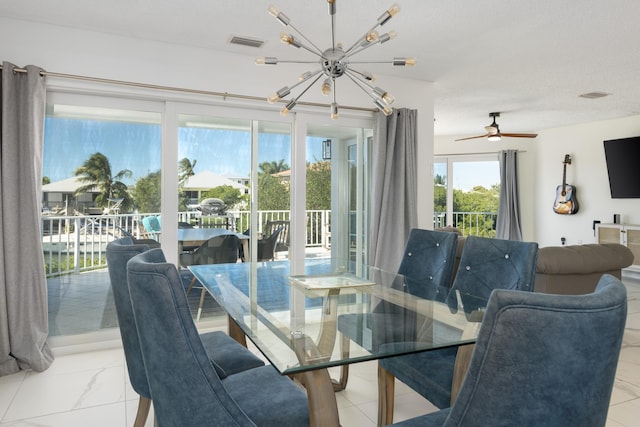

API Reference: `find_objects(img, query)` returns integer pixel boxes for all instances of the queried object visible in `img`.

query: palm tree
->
[258,159,289,175]
[74,152,134,212]
[178,157,197,187]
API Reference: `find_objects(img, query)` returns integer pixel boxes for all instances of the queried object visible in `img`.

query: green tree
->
[257,174,289,210]
[201,185,243,208]
[132,171,161,213]
[306,161,331,209]
[434,174,447,213]
[42,176,51,185]
[259,160,289,175]
[178,157,197,187]
[178,157,198,211]
[452,185,500,236]
[74,152,134,212]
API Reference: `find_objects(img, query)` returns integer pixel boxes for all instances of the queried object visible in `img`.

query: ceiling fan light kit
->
[455,112,538,142]
[256,1,415,119]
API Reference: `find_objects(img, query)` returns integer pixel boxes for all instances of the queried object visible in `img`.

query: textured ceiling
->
[2,0,640,136]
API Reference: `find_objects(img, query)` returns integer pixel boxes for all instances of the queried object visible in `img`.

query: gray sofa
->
[534,243,634,295]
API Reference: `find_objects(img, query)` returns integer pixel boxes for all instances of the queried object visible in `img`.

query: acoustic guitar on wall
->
[553,154,579,215]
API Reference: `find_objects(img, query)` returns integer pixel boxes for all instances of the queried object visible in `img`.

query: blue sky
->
[43,118,325,184]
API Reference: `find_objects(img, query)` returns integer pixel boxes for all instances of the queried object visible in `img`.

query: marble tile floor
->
[2,276,639,426]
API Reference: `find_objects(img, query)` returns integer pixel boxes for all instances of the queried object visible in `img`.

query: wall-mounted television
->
[603,136,640,198]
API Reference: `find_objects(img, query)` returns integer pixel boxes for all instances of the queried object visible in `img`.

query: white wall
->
[534,115,640,247]
[1,16,435,226]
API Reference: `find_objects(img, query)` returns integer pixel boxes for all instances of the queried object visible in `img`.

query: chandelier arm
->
[348,60,398,64]
[277,60,325,64]
[343,42,381,59]
[349,68,375,81]
[291,73,326,102]
[285,22,326,57]
[296,43,326,59]
[344,71,379,103]
[289,69,325,91]
[345,69,375,91]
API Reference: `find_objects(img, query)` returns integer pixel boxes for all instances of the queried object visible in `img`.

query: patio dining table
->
[177,227,249,259]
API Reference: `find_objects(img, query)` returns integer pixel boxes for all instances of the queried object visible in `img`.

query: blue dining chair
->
[378,236,539,425]
[336,228,459,390]
[106,237,264,427]
[390,274,627,427]
[126,248,310,427]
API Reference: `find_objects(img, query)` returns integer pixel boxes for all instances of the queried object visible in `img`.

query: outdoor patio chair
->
[179,234,240,321]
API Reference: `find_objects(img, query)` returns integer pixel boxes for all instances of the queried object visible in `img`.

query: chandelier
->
[255,1,415,119]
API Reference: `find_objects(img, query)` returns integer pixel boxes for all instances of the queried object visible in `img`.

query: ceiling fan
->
[455,112,538,141]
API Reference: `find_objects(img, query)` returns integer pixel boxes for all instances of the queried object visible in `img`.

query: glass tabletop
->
[189,258,487,375]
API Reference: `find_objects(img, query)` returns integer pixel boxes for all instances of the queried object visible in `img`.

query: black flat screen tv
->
[603,136,640,198]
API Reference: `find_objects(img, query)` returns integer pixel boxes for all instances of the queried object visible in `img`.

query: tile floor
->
[1,275,639,426]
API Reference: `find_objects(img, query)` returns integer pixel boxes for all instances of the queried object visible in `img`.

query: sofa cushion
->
[536,244,633,275]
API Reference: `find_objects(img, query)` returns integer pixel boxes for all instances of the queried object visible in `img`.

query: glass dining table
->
[189,258,486,427]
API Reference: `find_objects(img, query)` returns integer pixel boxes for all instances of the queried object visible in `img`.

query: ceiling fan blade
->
[500,132,538,138]
[455,134,489,141]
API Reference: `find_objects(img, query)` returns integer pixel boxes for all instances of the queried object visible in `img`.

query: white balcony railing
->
[42,210,496,278]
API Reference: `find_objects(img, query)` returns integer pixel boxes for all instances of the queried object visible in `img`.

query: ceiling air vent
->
[229,36,264,48]
[579,91,610,99]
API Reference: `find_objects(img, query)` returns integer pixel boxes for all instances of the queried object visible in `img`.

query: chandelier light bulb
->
[365,31,379,43]
[255,56,278,65]
[321,79,332,95]
[299,71,313,81]
[393,57,416,66]
[281,99,297,116]
[269,6,290,26]
[330,102,339,120]
[280,32,302,48]
[374,98,393,116]
[379,30,397,44]
[267,93,281,104]
[280,32,292,44]
[388,4,400,16]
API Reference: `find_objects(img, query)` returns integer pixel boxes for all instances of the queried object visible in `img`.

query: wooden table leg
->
[291,333,341,427]
[227,315,247,347]
[450,343,475,404]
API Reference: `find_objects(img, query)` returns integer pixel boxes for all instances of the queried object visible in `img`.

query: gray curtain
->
[0,62,54,376]
[496,149,523,240]
[369,108,418,272]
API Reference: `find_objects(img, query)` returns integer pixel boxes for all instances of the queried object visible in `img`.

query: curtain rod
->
[0,64,376,113]
[435,150,527,157]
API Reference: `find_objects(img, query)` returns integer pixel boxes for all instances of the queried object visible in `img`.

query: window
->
[434,155,500,236]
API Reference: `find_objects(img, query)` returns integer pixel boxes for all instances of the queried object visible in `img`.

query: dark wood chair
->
[179,234,240,321]
[263,220,290,257]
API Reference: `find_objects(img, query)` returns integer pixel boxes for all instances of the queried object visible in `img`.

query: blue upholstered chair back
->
[105,237,151,398]
[397,228,459,300]
[442,274,627,427]
[126,248,254,426]
[448,236,538,313]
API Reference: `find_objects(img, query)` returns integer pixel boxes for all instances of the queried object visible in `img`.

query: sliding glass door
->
[434,155,500,236]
